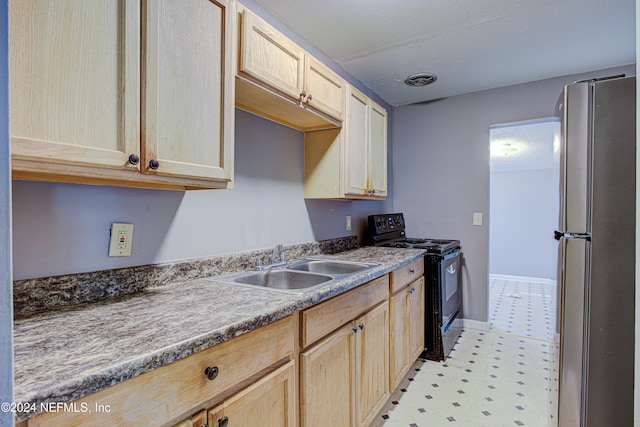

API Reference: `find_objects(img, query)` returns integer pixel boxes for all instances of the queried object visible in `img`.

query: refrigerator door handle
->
[554,230,592,241]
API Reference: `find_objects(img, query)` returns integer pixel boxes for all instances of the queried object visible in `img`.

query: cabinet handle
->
[218,416,229,427]
[300,90,307,100]
[128,154,140,165]
[359,323,364,330]
[148,159,160,170]
[307,93,313,102]
[371,189,376,194]
[204,366,219,381]
[409,287,416,294]
[410,268,415,274]
[352,326,358,333]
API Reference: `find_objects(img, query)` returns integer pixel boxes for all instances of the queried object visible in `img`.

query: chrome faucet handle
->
[280,252,287,262]
[256,258,263,270]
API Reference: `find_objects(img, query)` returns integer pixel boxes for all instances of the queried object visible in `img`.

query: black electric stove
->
[367,213,463,361]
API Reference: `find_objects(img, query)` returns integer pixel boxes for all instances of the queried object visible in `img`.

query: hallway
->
[374,276,558,426]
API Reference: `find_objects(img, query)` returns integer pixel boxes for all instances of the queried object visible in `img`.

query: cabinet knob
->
[307,93,313,101]
[352,326,358,333]
[218,416,229,427]
[371,189,376,194]
[128,154,140,165]
[148,159,160,170]
[410,268,415,274]
[409,287,416,294]
[204,366,219,381]
[300,90,307,100]
[359,323,364,330]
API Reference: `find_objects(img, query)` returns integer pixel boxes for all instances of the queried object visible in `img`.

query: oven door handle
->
[443,250,460,261]
[446,265,456,275]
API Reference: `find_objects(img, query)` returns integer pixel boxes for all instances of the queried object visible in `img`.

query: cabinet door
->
[10,0,140,171]
[389,287,409,391]
[408,278,426,362]
[344,86,369,196]
[208,361,296,427]
[239,9,304,100]
[300,322,356,427]
[143,0,234,182]
[172,410,207,427]
[304,56,345,121]
[355,301,390,427]
[368,100,388,197]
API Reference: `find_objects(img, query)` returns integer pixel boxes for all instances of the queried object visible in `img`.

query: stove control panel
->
[368,213,406,235]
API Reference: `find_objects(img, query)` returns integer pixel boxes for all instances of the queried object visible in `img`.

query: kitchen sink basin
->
[233,270,333,291]
[287,259,374,275]
[206,258,379,294]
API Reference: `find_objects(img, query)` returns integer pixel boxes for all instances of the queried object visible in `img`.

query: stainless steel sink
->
[206,258,379,294]
[286,259,374,275]
[233,270,333,291]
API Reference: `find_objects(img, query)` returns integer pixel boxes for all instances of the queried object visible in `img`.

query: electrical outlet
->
[472,212,483,226]
[109,223,134,257]
[346,216,352,231]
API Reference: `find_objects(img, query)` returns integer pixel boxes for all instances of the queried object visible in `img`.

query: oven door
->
[440,250,462,328]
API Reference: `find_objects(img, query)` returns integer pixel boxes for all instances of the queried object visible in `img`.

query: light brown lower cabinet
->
[173,409,208,427]
[207,360,296,427]
[300,300,389,427]
[389,277,425,391]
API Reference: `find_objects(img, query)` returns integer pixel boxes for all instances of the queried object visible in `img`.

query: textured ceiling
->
[255,0,636,106]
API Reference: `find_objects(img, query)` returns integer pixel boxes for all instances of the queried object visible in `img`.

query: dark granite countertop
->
[12,246,425,420]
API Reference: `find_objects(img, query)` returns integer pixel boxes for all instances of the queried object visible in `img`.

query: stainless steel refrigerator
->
[554,75,635,426]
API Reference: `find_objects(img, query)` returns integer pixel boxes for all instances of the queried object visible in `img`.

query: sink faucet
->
[270,244,283,264]
[256,244,287,270]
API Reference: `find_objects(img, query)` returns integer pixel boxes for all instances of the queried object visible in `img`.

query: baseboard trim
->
[462,319,491,331]
[490,273,557,286]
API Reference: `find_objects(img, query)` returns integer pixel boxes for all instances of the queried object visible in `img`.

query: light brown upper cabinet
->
[236,5,345,131]
[10,0,235,190]
[304,85,388,200]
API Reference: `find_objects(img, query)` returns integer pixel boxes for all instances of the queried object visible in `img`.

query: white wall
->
[0,0,14,424]
[392,64,635,323]
[489,168,558,279]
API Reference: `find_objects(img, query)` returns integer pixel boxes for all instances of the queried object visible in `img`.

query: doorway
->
[488,118,560,340]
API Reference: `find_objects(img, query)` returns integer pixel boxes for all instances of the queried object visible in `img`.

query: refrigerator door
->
[557,237,589,427]
[583,76,635,427]
[561,82,591,234]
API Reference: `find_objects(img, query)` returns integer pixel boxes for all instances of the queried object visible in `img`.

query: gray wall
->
[489,168,558,279]
[13,109,392,280]
[392,64,635,323]
[0,0,14,424]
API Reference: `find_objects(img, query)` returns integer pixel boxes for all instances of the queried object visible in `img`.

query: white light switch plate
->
[109,223,134,256]
[472,212,483,226]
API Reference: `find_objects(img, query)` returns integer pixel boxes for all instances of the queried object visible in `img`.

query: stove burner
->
[404,238,429,244]
[413,244,441,251]
[388,242,411,248]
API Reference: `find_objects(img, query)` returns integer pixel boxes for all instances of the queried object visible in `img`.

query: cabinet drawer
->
[390,258,424,293]
[27,315,295,426]
[300,275,389,348]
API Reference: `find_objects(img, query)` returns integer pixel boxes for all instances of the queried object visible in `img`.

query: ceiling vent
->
[404,72,437,87]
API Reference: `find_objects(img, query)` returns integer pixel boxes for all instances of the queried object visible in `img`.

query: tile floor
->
[373,276,559,427]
